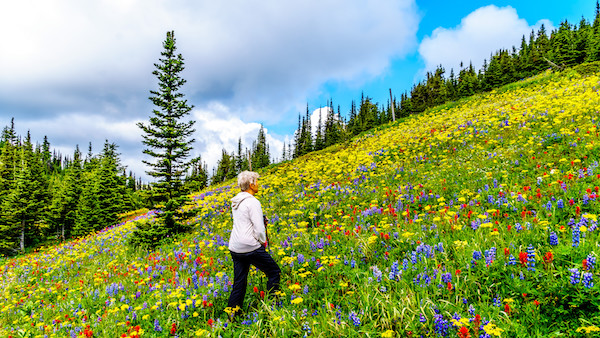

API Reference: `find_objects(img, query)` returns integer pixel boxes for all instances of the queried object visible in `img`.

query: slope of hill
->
[2,69,600,337]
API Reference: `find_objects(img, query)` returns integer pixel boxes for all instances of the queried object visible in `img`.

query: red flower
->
[519,252,528,266]
[544,252,553,264]
[458,326,471,338]
[170,323,177,335]
[253,286,258,293]
[504,248,510,256]
[260,291,265,299]
[534,300,540,306]
[207,319,214,327]
[583,259,588,270]
[504,303,511,315]
[455,269,461,276]
[447,282,453,291]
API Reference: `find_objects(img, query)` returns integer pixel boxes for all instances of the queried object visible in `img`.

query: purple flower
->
[583,272,594,288]
[549,232,559,246]
[570,268,581,285]
[348,311,361,327]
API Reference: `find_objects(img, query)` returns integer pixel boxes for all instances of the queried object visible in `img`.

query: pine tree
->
[133,31,196,248]
[213,149,234,184]
[137,30,196,203]
[251,125,270,169]
[552,20,577,66]
[3,133,47,252]
[73,154,101,237]
[0,124,18,254]
[575,17,591,63]
[95,141,126,231]
[185,155,208,193]
[49,147,82,241]
[587,1,600,61]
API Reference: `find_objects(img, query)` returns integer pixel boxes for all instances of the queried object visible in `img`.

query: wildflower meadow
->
[2,69,600,337]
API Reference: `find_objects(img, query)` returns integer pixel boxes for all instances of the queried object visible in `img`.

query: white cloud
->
[191,104,285,174]
[0,0,418,180]
[0,0,419,123]
[418,5,554,75]
[309,107,333,135]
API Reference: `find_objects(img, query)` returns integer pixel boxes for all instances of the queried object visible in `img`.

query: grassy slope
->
[2,69,600,337]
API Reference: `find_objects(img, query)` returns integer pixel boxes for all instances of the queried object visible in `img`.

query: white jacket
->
[228,192,266,253]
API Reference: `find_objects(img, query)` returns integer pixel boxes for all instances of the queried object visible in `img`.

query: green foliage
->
[133,31,197,249]
[0,122,140,255]
[137,30,195,202]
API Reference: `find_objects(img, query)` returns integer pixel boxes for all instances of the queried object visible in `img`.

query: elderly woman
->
[227,171,281,312]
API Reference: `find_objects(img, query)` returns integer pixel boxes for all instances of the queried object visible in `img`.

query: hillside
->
[2,68,600,337]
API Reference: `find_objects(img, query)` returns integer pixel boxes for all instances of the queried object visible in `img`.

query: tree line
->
[0,120,145,255]
[289,2,600,158]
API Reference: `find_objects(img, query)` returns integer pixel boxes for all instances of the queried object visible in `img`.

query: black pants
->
[227,246,281,309]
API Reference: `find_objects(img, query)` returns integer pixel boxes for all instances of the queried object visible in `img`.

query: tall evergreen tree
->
[251,125,270,169]
[185,155,208,193]
[137,30,196,203]
[133,30,196,248]
[314,109,325,151]
[3,133,47,252]
[49,147,82,241]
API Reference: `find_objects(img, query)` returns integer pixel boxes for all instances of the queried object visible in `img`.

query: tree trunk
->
[20,219,25,252]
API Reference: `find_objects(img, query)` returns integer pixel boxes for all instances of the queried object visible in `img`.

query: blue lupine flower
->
[419,313,427,323]
[389,261,400,280]
[570,268,581,285]
[583,272,594,288]
[515,223,523,232]
[433,314,450,337]
[508,254,517,266]
[587,253,596,270]
[154,319,162,332]
[549,232,559,246]
[348,311,361,327]
[526,244,536,272]
[572,226,581,247]
[372,266,383,282]
[557,199,564,209]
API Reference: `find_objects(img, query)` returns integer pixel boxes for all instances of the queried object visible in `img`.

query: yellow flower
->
[288,284,302,291]
[382,330,395,337]
[291,297,303,304]
[483,323,504,336]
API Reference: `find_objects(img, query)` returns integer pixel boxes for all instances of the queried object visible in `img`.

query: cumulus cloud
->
[0,0,419,179]
[191,104,284,173]
[418,5,554,74]
[0,0,419,123]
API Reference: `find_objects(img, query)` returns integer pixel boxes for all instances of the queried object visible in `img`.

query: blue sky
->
[0,0,596,180]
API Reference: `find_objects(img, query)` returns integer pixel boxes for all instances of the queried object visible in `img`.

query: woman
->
[227,171,281,312]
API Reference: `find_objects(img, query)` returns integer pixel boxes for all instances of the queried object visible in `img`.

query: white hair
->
[237,171,260,191]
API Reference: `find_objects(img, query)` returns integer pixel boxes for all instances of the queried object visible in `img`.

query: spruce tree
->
[185,155,208,193]
[137,30,196,203]
[314,109,325,151]
[133,30,196,248]
[49,147,82,241]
